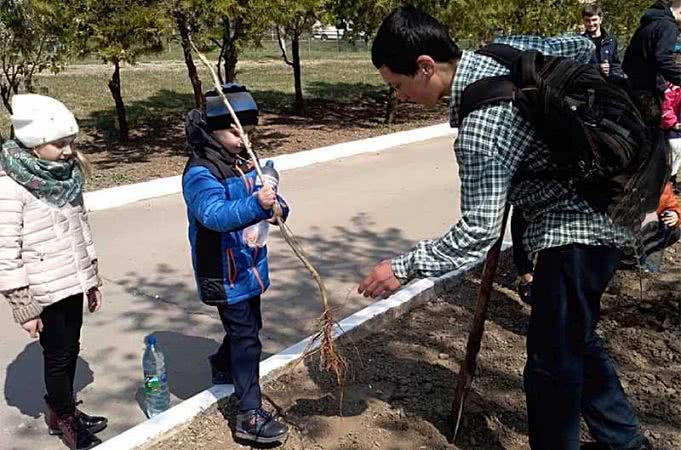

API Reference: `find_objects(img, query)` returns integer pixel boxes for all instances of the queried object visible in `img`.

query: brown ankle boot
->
[55,414,102,450]
[46,396,108,435]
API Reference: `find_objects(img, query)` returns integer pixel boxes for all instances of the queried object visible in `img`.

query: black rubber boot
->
[581,437,653,450]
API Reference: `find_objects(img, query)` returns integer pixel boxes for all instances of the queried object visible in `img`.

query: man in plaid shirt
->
[358,6,650,450]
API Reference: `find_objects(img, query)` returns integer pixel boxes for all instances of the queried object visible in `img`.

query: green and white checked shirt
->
[391,35,631,283]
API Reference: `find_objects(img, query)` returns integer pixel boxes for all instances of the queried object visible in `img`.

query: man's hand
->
[21,318,43,338]
[599,61,610,76]
[358,260,401,299]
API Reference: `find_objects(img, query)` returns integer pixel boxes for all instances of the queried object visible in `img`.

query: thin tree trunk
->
[221,16,242,83]
[292,31,304,114]
[175,11,204,109]
[224,41,239,83]
[108,60,129,141]
[385,87,398,125]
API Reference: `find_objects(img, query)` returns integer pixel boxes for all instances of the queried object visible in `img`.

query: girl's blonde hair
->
[74,149,92,178]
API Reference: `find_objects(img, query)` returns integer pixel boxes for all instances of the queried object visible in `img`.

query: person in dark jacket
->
[182,84,290,445]
[581,3,626,79]
[623,0,681,96]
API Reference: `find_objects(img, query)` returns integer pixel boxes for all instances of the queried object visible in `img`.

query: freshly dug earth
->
[83,98,447,190]
[146,246,681,450]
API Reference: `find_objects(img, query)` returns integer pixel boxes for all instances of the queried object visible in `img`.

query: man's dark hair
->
[582,4,603,17]
[371,6,461,75]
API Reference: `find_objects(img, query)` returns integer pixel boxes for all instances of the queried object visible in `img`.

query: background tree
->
[0,0,73,138]
[331,0,448,124]
[599,0,650,46]
[271,0,322,114]
[70,0,170,141]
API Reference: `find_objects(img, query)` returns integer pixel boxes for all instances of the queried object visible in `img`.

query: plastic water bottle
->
[142,335,170,418]
[244,161,280,248]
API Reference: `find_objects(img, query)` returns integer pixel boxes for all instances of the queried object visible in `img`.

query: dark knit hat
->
[205,83,259,131]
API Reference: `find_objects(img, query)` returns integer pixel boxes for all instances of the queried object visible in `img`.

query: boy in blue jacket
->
[182,84,289,444]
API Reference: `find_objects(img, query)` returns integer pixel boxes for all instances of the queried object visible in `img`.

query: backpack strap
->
[460,76,517,125]
[475,43,524,67]
[477,43,541,88]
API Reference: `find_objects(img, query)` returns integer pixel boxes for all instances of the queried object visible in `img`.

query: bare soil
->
[146,246,681,450]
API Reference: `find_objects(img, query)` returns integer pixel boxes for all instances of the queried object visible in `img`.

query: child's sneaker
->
[208,354,233,385]
[235,408,289,444]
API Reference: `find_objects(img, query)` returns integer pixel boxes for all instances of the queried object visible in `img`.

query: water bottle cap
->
[145,335,157,347]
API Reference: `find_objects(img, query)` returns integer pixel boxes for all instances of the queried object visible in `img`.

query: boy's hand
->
[87,287,102,313]
[674,123,681,131]
[662,210,679,228]
[22,318,43,338]
[358,260,401,298]
[257,185,277,210]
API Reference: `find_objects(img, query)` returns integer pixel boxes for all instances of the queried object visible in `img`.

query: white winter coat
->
[0,169,98,312]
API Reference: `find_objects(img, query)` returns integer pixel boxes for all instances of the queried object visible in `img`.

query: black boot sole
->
[49,421,108,436]
[235,429,288,444]
[57,437,102,450]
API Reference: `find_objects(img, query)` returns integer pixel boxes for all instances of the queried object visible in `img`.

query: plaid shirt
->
[392,35,632,283]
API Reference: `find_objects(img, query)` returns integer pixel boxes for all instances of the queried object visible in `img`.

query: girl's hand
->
[22,318,43,338]
[662,210,679,228]
[256,185,276,210]
[87,287,102,313]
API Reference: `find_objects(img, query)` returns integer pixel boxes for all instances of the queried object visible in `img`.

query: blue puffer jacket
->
[182,109,289,305]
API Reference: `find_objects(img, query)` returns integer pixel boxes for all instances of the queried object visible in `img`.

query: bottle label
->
[144,374,165,393]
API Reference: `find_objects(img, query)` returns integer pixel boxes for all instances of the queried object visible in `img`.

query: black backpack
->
[460,43,669,231]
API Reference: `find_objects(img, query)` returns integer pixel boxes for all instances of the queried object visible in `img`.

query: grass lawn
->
[0,50,447,190]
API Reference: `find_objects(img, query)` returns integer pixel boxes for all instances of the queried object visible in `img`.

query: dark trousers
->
[511,210,534,276]
[525,245,642,450]
[40,294,83,417]
[215,296,263,412]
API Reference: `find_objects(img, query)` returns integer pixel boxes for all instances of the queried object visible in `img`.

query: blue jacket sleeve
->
[183,166,270,232]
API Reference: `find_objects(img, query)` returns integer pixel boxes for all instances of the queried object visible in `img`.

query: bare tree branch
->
[276,27,293,67]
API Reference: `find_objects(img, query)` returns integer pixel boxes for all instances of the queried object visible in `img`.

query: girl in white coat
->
[0,94,106,450]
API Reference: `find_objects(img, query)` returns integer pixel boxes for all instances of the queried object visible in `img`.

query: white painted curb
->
[84,123,456,212]
[95,242,512,450]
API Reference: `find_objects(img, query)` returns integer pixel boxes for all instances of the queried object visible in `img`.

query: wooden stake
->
[449,204,511,442]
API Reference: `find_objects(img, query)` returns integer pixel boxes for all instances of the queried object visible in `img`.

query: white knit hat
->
[10,94,79,148]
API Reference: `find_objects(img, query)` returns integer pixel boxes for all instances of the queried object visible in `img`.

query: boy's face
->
[582,14,602,35]
[378,63,441,106]
[212,126,254,154]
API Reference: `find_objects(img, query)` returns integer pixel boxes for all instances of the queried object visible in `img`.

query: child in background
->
[661,80,681,193]
[182,84,289,445]
[0,94,106,450]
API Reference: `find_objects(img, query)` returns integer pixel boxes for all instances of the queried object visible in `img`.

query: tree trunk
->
[175,11,204,109]
[221,16,242,83]
[292,32,304,114]
[223,40,239,83]
[385,87,398,125]
[108,60,129,141]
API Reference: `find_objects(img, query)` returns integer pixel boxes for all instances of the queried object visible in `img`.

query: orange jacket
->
[657,182,681,226]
